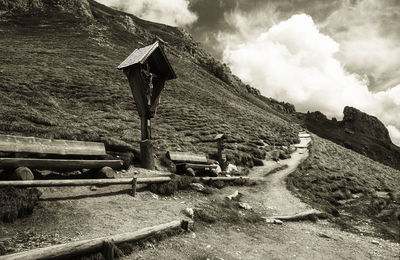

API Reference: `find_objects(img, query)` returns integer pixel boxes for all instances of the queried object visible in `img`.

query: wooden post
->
[215,134,226,171]
[131,177,137,197]
[140,139,154,170]
[217,139,224,170]
[140,117,151,140]
[102,240,115,260]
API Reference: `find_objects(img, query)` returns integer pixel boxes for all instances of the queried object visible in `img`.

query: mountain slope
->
[0,0,299,167]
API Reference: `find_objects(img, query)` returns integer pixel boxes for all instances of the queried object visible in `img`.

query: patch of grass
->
[193,199,264,224]
[0,187,42,222]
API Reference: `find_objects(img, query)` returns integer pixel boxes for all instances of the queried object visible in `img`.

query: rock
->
[190,183,205,192]
[317,233,332,239]
[238,202,252,210]
[306,111,328,121]
[371,240,380,245]
[90,185,97,191]
[263,218,283,225]
[226,190,242,201]
[183,208,194,218]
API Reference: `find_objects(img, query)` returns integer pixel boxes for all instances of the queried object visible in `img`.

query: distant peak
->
[343,106,390,142]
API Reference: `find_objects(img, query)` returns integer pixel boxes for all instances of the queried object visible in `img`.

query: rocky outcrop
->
[0,0,93,19]
[342,106,391,142]
[302,107,400,170]
[306,111,328,121]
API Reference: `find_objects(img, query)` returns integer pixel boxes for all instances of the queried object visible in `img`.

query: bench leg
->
[98,166,115,178]
[13,167,34,180]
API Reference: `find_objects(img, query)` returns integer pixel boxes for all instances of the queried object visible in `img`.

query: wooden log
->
[0,134,106,156]
[0,220,188,260]
[194,176,249,182]
[12,167,34,180]
[97,166,115,179]
[140,140,154,170]
[180,163,218,170]
[0,177,171,187]
[166,151,208,164]
[0,158,123,170]
[267,209,326,221]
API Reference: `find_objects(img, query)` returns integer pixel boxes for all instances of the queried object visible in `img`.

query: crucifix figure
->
[118,41,176,170]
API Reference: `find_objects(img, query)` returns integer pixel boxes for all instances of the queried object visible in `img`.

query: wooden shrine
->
[118,41,176,169]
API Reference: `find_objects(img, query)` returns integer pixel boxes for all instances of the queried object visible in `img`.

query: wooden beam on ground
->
[0,134,106,156]
[266,209,326,221]
[0,220,190,260]
[194,176,250,181]
[0,177,171,187]
[178,163,218,170]
[0,158,123,170]
[166,151,208,164]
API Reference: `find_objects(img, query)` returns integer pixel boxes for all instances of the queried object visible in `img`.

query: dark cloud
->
[188,0,341,58]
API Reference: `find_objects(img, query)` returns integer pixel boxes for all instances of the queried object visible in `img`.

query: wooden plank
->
[0,158,123,170]
[0,177,171,187]
[0,220,186,260]
[179,163,218,169]
[265,209,325,221]
[166,151,208,164]
[0,134,106,156]
[194,176,249,181]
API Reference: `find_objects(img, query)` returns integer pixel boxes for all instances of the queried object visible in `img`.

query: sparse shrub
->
[0,187,41,222]
[252,157,264,166]
[150,175,193,195]
[193,199,264,224]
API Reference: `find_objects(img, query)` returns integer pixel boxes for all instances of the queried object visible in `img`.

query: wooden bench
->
[166,151,217,176]
[0,134,123,180]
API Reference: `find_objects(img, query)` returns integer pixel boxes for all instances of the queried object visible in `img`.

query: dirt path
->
[125,132,399,259]
[251,132,312,216]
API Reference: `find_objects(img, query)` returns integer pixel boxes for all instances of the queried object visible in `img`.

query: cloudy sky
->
[97,0,400,145]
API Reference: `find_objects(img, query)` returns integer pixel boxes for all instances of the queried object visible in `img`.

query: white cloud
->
[223,14,400,146]
[96,0,197,27]
[388,125,400,147]
[321,0,400,91]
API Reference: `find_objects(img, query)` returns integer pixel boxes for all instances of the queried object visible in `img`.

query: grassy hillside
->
[0,0,299,168]
[287,135,400,240]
